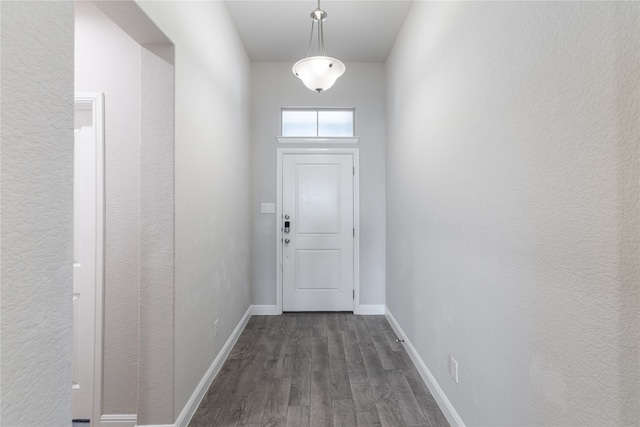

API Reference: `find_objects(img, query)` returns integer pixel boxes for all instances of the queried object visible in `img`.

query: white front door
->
[72,98,99,422]
[282,153,355,311]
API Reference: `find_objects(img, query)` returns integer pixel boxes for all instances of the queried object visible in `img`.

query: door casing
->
[276,148,360,314]
[73,93,105,425]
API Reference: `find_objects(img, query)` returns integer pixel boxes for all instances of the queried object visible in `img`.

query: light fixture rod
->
[317,20,322,55]
[319,17,326,56]
[306,20,315,57]
[304,2,328,58]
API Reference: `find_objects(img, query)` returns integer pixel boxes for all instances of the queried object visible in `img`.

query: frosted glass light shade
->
[292,56,346,93]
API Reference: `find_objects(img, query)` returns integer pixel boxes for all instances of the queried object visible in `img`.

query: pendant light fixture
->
[292,0,345,93]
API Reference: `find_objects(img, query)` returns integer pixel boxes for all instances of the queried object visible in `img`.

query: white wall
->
[135,1,252,418]
[251,62,386,309]
[0,2,74,425]
[138,44,175,425]
[75,2,142,414]
[386,2,639,426]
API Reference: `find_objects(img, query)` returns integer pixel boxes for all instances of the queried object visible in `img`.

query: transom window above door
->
[278,108,359,143]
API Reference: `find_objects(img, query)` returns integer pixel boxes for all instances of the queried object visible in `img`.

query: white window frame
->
[277,107,360,144]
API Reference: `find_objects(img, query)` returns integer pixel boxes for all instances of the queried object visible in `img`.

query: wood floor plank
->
[384,330,403,352]
[332,399,357,427]
[364,315,385,332]
[274,352,294,379]
[338,313,355,331]
[377,316,394,332]
[354,316,373,346]
[283,314,300,336]
[266,316,288,360]
[234,358,260,398]
[310,370,332,427]
[342,329,367,384]
[296,339,313,359]
[312,337,329,372]
[298,314,314,341]
[289,358,312,406]
[391,348,415,374]
[371,385,393,403]
[243,330,269,368]
[261,357,279,380]
[262,378,292,426]
[238,376,271,425]
[372,385,405,427]
[211,398,244,427]
[386,371,428,426]
[329,345,352,399]
[312,313,327,338]
[289,375,311,406]
[292,357,311,378]
[342,329,359,347]
[286,406,310,427]
[350,382,376,413]
[360,343,386,387]
[228,328,257,360]
[371,331,397,370]
[327,313,343,347]
[355,411,382,427]
[378,316,394,332]
[246,315,266,330]
[344,342,368,384]
[282,336,298,356]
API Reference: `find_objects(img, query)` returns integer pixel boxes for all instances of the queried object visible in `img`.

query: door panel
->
[282,153,354,311]
[296,250,340,290]
[297,164,340,234]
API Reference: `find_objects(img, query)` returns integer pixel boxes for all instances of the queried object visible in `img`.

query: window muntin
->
[281,108,354,137]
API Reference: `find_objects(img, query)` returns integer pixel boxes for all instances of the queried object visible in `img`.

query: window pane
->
[282,110,317,137]
[318,110,353,137]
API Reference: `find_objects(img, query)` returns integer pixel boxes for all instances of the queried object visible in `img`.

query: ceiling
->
[224,1,413,62]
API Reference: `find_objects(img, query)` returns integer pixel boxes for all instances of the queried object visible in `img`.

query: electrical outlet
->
[450,355,459,384]
[214,319,219,338]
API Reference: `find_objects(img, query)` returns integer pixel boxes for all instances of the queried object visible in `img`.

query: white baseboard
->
[355,304,385,315]
[251,304,281,315]
[100,414,136,427]
[385,308,465,427]
[172,306,252,427]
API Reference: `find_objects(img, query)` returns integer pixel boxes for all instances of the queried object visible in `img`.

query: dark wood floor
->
[189,313,450,427]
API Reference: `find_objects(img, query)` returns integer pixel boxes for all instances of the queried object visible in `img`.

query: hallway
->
[2,1,638,426]
[189,314,449,427]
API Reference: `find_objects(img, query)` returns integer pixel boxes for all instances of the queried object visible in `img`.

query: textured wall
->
[136,1,252,418]
[138,44,175,425]
[386,2,639,426]
[250,62,387,307]
[75,1,141,414]
[0,2,74,425]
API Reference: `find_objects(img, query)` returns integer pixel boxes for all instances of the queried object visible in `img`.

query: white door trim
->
[74,92,105,426]
[276,148,360,314]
